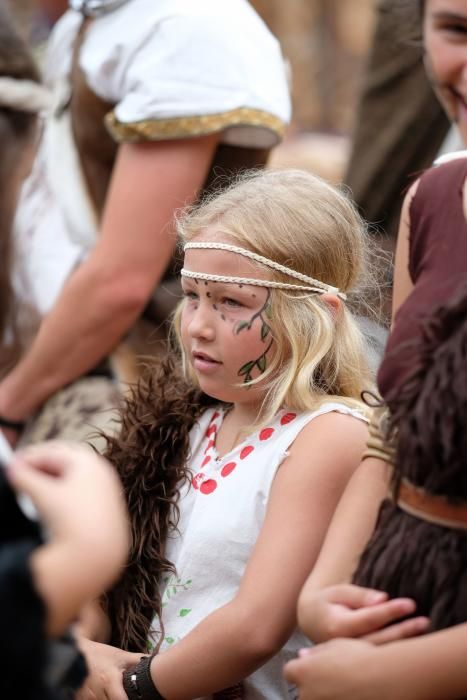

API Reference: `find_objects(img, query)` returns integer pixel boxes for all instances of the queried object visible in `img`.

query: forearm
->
[0,261,146,419]
[301,457,389,592]
[373,625,467,700]
[150,601,283,699]
[31,541,112,637]
[75,599,111,643]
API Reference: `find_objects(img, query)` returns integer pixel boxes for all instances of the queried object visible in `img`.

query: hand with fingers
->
[75,639,141,700]
[6,441,130,636]
[284,638,387,700]
[297,583,430,645]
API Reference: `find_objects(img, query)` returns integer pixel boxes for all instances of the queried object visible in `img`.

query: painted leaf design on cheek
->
[235,320,251,334]
[233,289,274,384]
[238,360,255,377]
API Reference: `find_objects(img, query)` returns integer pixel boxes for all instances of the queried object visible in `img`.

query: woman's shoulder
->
[81,0,290,144]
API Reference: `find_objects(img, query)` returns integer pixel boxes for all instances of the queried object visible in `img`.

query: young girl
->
[77,168,372,700]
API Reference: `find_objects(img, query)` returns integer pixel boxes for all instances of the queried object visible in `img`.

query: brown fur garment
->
[103,354,217,652]
[353,282,467,630]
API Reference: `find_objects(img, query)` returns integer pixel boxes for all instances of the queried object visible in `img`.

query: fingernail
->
[367,592,386,603]
[298,647,314,657]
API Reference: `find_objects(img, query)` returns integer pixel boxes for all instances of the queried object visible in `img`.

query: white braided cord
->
[183,241,346,299]
[181,269,335,293]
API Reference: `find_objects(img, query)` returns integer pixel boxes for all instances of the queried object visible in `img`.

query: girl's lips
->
[192,352,221,373]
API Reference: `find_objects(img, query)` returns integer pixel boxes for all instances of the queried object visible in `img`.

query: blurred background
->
[7,0,377,183]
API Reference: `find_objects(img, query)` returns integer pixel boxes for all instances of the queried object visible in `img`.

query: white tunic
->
[12,0,291,334]
[154,401,367,699]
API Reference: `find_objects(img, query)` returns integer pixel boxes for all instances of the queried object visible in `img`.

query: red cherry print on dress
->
[192,473,205,490]
[259,427,275,441]
[281,412,297,425]
[200,479,217,494]
[211,411,220,421]
[206,424,217,438]
[204,439,215,454]
[240,445,254,460]
[201,455,211,468]
[221,461,237,477]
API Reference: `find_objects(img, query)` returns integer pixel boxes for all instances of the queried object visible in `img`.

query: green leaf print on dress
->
[161,574,193,605]
[161,575,193,646]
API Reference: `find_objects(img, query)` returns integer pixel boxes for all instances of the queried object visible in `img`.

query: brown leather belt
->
[395,478,467,531]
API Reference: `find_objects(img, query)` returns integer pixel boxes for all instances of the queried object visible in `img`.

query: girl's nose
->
[188,303,216,340]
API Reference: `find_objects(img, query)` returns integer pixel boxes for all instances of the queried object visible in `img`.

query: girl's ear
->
[321,293,341,319]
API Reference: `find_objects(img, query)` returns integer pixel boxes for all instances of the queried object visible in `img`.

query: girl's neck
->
[215,401,262,458]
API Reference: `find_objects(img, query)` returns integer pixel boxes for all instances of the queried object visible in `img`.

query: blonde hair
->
[173,168,374,427]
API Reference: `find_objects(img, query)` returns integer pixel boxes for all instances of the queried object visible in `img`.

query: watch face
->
[122,669,139,700]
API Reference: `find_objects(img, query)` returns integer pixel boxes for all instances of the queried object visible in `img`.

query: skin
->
[0,135,220,437]
[75,237,368,700]
[7,442,129,637]
[286,2,467,697]
[424,0,467,144]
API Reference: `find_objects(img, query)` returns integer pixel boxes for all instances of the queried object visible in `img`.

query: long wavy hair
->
[105,168,375,651]
[175,168,374,431]
[354,281,467,629]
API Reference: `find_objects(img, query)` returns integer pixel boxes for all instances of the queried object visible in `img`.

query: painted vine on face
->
[234,288,273,384]
[190,278,273,384]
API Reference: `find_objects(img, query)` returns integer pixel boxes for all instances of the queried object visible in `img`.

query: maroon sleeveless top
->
[378,157,467,399]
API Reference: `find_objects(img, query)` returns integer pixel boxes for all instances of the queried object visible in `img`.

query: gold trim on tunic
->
[105,107,286,143]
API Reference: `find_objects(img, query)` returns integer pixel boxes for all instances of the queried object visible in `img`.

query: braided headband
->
[182,242,346,300]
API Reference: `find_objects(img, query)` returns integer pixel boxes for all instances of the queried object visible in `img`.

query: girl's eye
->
[445,23,467,34]
[183,290,198,301]
[436,18,467,35]
[222,297,242,308]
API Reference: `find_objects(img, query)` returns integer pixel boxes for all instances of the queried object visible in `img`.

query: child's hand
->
[284,638,382,700]
[7,441,130,635]
[298,584,430,644]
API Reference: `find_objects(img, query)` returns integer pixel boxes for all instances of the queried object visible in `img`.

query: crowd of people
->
[1,0,467,698]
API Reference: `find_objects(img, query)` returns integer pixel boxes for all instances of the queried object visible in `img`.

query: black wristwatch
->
[122,655,166,700]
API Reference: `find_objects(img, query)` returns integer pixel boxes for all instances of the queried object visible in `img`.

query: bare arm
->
[0,135,219,421]
[285,624,467,700]
[297,183,423,641]
[79,412,367,700]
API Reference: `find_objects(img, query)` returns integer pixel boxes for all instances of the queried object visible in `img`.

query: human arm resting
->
[297,456,392,640]
[79,411,367,699]
[284,624,467,700]
[296,454,429,644]
[0,134,219,421]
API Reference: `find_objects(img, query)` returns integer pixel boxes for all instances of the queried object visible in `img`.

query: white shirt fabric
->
[12,0,291,334]
[154,401,368,699]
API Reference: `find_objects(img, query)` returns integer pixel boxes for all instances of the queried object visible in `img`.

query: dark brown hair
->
[354,281,467,629]
[103,354,218,651]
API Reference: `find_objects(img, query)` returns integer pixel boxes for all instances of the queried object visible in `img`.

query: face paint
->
[180,251,275,406]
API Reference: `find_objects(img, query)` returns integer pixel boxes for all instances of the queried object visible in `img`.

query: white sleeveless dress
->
[152,401,368,699]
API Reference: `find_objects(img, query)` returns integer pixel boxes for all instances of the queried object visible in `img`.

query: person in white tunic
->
[78,169,372,699]
[0,0,291,446]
